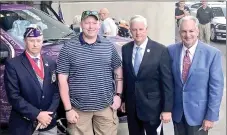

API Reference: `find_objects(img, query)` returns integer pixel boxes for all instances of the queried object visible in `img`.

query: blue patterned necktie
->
[134,47,142,75]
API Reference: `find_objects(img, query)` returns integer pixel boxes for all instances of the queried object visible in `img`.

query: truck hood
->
[41,36,132,60]
[212,17,226,25]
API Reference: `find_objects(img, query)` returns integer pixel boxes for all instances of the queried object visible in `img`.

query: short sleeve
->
[175,8,180,16]
[56,42,70,74]
[111,44,122,69]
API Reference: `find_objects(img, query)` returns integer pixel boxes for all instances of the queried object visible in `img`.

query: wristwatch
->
[115,93,122,99]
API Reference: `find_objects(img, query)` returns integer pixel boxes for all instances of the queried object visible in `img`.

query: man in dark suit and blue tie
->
[168,16,224,135]
[121,15,174,135]
[4,24,59,135]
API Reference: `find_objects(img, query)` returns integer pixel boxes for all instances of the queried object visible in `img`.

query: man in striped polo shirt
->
[57,10,123,135]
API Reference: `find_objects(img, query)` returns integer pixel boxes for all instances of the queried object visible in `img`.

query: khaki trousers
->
[198,23,211,44]
[67,107,119,135]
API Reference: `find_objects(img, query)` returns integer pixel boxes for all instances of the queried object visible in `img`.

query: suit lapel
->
[21,52,42,90]
[176,43,183,84]
[42,56,50,91]
[128,42,136,77]
[185,42,201,83]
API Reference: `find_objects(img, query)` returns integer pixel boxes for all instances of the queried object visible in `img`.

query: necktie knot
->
[186,49,190,56]
[32,58,39,64]
[136,46,141,51]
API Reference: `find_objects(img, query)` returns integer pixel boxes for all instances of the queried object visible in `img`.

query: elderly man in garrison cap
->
[4,24,60,135]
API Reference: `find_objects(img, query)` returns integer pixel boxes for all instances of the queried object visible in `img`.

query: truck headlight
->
[215,24,226,30]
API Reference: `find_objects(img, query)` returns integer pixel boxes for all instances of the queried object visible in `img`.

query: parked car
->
[189,3,226,41]
[188,2,225,16]
[0,3,130,133]
[175,2,225,17]
[210,5,226,41]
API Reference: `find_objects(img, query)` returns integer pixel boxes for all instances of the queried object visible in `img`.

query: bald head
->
[100,8,109,14]
[99,8,110,21]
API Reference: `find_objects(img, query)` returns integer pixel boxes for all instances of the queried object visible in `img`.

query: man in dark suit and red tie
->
[121,15,174,135]
[4,24,59,135]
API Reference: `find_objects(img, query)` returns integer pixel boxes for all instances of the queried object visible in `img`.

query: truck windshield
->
[0,8,73,45]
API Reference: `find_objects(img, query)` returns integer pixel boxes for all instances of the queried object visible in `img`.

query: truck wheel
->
[210,26,217,42]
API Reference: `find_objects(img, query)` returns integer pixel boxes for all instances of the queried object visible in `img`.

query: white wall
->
[52,2,175,45]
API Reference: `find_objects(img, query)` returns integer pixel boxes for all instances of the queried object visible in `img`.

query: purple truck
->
[0,3,130,131]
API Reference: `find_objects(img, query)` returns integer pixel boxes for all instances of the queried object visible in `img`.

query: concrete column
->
[143,2,175,45]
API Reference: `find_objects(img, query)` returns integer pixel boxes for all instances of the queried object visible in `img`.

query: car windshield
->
[222,7,226,17]
[212,7,225,17]
[0,8,73,46]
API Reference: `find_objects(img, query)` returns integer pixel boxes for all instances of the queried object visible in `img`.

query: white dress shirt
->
[132,37,148,67]
[180,40,198,75]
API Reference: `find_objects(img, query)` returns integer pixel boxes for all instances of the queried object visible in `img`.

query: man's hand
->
[35,123,47,130]
[111,95,121,110]
[66,109,79,124]
[120,102,126,113]
[202,120,214,131]
[39,124,47,129]
[37,111,53,127]
[183,10,190,16]
[160,112,171,123]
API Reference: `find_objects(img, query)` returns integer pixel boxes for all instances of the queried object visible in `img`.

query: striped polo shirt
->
[56,33,122,111]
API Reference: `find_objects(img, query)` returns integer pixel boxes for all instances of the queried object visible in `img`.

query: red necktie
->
[182,49,191,83]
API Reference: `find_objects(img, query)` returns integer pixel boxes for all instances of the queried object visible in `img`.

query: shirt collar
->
[202,6,208,9]
[79,32,101,45]
[182,39,198,55]
[26,51,41,59]
[133,37,148,50]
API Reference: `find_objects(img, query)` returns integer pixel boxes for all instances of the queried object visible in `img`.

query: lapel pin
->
[147,49,150,53]
[45,62,49,66]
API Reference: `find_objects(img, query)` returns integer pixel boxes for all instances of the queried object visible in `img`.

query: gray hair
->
[179,15,199,30]
[129,15,148,28]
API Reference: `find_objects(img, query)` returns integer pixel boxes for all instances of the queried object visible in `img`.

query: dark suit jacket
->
[4,52,59,135]
[122,38,173,124]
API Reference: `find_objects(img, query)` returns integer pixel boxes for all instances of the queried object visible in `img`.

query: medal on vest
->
[51,70,56,83]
